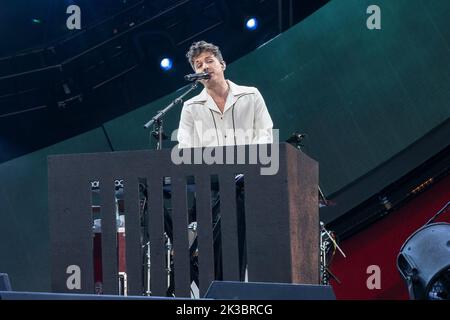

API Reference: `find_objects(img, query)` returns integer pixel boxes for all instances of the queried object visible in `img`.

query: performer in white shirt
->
[177,40,273,148]
[173,41,274,284]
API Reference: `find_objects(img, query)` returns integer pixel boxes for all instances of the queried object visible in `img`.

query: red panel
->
[329,174,450,299]
[93,231,126,285]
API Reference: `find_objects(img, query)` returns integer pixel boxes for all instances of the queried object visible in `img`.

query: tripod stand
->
[320,221,346,285]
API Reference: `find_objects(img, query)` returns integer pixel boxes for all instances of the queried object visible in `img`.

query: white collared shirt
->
[177,80,273,148]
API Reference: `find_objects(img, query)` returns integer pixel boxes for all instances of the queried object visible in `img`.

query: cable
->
[425,201,450,225]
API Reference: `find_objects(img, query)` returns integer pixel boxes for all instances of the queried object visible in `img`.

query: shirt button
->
[221,117,223,120]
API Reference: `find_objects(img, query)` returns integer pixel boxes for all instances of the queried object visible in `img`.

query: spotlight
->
[397,222,450,300]
[245,17,258,31]
[160,58,173,71]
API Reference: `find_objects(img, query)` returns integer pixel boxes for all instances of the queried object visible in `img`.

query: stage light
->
[160,58,173,71]
[397,222,450,300]
[245,17,258,31]
[32,18,42,24]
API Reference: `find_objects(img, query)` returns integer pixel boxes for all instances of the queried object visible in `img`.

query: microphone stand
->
[143,81,199,150]
[320,221,346,285]
[141,81,199,296]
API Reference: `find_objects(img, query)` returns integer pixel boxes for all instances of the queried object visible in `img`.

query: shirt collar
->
[228,80,253,96]
[189,80,253,113]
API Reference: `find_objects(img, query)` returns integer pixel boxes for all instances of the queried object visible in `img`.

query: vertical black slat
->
[48,160,93,293]
[195,173,215,297]
[242,170,260,283]
[171,175,191,297]
[218,172,240,281]
[148,176,166,296]
[123,176,142,295]
[99,177,119,294]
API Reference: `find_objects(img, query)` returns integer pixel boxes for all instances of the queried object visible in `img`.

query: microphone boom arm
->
[143,81,199,149]
[143,82,199,129]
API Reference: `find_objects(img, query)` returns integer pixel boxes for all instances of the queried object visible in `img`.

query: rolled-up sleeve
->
[253,89,273,144]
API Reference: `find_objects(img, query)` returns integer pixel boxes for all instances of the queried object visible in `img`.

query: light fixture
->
[160,58,173,71]
[245,17,258,31]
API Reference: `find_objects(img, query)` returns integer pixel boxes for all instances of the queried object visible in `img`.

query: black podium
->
[48,143,319,297]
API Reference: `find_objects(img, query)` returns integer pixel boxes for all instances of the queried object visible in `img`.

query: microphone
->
[286,132,307,144]
[184,72,211,81]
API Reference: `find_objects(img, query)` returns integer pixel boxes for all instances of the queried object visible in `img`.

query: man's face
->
[193,51,225,85]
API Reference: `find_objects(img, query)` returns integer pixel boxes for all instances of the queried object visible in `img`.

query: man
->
[173,41,274,285]
[177,40,273,148]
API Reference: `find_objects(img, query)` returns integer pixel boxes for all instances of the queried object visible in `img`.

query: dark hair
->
[186,41,224,70]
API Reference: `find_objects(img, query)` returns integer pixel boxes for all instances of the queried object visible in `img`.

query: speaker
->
[205,281,336,300]
[0,274,12,291]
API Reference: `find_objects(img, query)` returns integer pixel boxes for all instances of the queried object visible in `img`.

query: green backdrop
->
[1,0,449,292]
